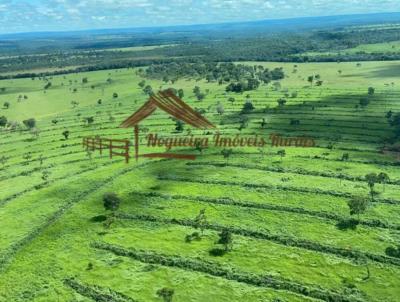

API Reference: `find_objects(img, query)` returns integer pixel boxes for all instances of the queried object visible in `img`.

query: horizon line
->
[1,11,400,37]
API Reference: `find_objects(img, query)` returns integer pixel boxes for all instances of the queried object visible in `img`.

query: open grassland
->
[0,61,399,302]
[302,41,400,58]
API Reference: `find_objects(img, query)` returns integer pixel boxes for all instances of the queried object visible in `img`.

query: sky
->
[0,0,399,34]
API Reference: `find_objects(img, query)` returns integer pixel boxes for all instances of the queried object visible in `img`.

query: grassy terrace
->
[0,61,399,301]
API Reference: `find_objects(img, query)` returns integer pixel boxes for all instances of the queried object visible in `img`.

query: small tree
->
[277,149,286,161]
[194,209,207,236]
[178,89,184,99]
[368,87,375,96]
[261,118,267,129]
[138,80,146,88]
[307,75,314,86]
[221,149,233,162]
[112,92,118,99]
[196,93,205,101]
[103,193,121,227]
[228,97,235,104]
[44,82,52,90]
[365,173,378,199]
[277,98,286,107]
[359,97,370,108]
[0,116,7,127]
[143,85,153,96]
[217,103,225,115]
[175,120,184,132]
[23,118,36,129]
[241,100,254,113]
[378,172,390,192]
[85,117,94,126]
[62,130,70,140]
[156,288,174,302]
[218,229,233,251]
[347,196,369,221]
[3,102,9,109]
[103,192,121,212]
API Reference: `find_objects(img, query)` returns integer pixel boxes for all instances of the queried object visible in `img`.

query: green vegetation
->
[0,43,400,301]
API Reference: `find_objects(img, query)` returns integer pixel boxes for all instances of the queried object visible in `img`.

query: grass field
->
[302,41,400,57]
[0,60,399,302]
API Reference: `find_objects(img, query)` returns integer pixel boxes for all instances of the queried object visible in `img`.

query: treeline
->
[2,26,400,78]
[144,62,285,88]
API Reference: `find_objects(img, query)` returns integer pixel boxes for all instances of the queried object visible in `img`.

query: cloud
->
[0,0,399,34]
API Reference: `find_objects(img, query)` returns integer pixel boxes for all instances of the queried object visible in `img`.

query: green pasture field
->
[302,40,400,57]
[0,60,399,302]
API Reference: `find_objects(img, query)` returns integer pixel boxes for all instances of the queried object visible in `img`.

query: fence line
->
[82,136,130,163]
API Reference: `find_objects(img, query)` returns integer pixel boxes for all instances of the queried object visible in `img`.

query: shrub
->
[157,288,174,302]
[23,118,36,129]
[0,116,7,127]
[103,192,121,212]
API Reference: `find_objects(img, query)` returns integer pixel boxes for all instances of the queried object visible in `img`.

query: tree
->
[156,288,174,302]
[23,118,36,129]
[3,102,9,109]
[138,80,146,88]
[102,192,120,228]
[193,86,201,95]
[112,92,118,99]
[277,149,286,161]
[62,130,70,140]
[359,97,370,108]
[221,149,233,162]
[194,209,207,236]
[44,82,52,90]
[242,100,254,113]
[178,89,184,99]
[341,153,349,161]
[196,92,205,101]
[82,77,88,84]
[218,229,233,251]
[261,118,267,129]
[97,99,102,105]
[103,192,121,212]
[175,120,184,132]
[347,196,369,220]
[0,116,7,127]
[277,98,286,107]
[307,75,314,86]
[143,85,153,96]
[378,172,390,192]
[365,173,378,199]
[217,103,224,115]
[228,97,235,104]
[368,87,375,96]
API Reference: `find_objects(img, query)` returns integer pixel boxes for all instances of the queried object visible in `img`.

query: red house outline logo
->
[120,89,215,161]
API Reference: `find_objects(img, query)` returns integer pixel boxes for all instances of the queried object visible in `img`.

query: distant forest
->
[1,16,400,79]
